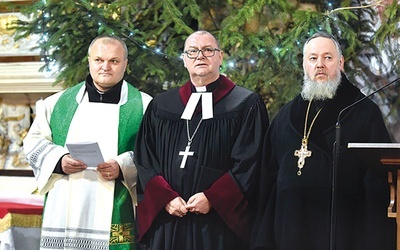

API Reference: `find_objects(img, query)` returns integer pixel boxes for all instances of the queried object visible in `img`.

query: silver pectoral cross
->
[179,143,194,168]
[294,140,312,176]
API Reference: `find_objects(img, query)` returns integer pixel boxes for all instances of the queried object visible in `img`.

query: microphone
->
[330,75,400,250]
[335,76,400,149]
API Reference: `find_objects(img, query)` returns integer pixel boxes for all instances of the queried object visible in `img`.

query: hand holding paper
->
[66,142,104,169]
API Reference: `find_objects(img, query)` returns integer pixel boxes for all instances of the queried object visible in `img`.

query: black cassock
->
[252,74,396,250]
[135,75,269,250]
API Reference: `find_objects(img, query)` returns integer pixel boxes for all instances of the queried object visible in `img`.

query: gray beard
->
[301,71,342,101]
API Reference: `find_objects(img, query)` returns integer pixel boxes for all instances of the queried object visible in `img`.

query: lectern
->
[348,143,400,249]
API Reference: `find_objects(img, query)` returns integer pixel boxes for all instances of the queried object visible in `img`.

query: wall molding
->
[0,62,62,93]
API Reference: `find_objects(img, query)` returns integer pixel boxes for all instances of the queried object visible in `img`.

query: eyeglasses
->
[183,48,221,59]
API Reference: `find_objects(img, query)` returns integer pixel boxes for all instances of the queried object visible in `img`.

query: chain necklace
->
[294,100,322,176]
[178,118,203,168]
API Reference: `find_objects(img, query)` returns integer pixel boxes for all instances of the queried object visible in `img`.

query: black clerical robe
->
[252,74,396,250]
[135,75,269,250]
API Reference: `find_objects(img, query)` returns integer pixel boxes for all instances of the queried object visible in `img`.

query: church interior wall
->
[0,7,62,194]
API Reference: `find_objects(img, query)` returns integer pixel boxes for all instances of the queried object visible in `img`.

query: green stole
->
[49,82,143,249]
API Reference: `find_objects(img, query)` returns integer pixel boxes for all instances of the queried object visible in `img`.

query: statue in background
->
[0,100,31,169]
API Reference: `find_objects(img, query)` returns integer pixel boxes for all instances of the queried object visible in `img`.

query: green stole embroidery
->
[50,82,143,249]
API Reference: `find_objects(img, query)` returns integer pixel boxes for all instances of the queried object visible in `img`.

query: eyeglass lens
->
[186,48,218,58]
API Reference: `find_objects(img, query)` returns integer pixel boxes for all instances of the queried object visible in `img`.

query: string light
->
[34,0,391,72]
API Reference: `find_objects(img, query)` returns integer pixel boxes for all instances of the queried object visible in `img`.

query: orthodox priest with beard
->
[251,32,396,250]
[134,30,269,250]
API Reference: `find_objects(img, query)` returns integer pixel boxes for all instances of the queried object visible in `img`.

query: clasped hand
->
[165,193,211,217]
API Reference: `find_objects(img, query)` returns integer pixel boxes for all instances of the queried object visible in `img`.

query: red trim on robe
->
[179,75,235,106]
[0,202,43,218]
[138,75,240,242]
[204,172,251,243]
[137,175,180,241]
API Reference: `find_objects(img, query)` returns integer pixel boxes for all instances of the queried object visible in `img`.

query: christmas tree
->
[5,0,400,140]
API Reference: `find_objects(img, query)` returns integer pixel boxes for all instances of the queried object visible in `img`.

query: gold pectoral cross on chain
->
[294,100,322,176]
[294,138,312,176]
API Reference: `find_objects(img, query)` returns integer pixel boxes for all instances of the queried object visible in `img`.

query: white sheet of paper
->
[66,142,104,169]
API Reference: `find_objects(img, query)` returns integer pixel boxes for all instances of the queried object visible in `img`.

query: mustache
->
[314,70,327,77]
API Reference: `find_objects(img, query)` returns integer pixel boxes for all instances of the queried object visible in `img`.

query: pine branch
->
[8,0,399,139]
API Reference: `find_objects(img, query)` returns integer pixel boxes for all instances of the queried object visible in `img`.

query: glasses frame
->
[183,48,221,59]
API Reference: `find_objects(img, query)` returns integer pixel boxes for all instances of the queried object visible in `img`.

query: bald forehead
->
[304,37,340,57]
[91,38,117,50]
[184,32,219,49]
[304,37,336,55]
[89,37,127,58]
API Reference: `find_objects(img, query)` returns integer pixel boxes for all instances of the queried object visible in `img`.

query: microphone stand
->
[330,122,340,250]
[330,76,400,250]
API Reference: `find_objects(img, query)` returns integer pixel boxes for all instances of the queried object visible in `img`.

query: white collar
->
[181,92,213,120]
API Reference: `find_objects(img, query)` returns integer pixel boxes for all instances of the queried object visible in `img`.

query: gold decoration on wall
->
[0,13,41,56]
[0,14,18,36]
